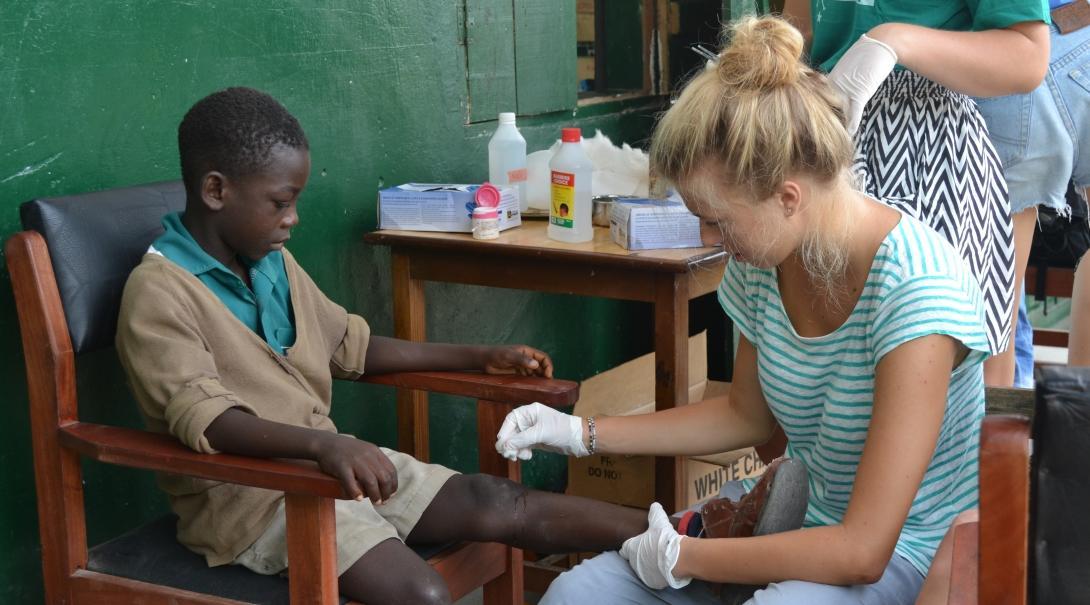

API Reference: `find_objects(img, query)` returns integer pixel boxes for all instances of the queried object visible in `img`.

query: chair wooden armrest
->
[59,422,346,498]
[60,371,580,498]
[58,361,584,496]
[947,414,1031,605]
[359,371,578,407]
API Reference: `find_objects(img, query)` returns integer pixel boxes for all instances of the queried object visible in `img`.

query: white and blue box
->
[609,198,703,250]
[378,183,521,233]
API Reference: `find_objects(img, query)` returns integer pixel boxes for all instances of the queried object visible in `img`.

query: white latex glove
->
[619,502,691,590]
[826,33,898,136]
[494,402,589,461]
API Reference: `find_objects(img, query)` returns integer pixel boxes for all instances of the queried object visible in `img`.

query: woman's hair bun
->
[716,16,805,91]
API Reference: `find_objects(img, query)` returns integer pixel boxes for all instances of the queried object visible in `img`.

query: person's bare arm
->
[204,408,400,503]
[868,20,1049,96]
[673,334,959,585]
[591,334,777,457]
[203,337,554,501]
[364,335,553,377]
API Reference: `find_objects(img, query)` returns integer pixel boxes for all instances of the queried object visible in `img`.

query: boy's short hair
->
[178,87,309,196]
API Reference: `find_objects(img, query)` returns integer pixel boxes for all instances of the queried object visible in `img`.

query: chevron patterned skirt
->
[853,70,1014,355]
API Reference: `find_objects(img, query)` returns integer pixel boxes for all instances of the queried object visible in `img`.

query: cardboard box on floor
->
[568,332,766,510]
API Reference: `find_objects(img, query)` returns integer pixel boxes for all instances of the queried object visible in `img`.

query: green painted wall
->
[0,2,665,601]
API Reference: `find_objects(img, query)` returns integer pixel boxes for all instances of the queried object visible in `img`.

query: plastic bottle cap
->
[498,112,516,124]
[561,127,581,143]
[473,206,499,219]
[474,182,501,207]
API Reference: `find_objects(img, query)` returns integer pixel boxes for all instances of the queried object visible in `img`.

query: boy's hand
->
[483,345,554,378]
[315,433,399,504]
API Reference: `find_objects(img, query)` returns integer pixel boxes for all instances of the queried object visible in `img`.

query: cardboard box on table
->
[608,198,703,251]
[377,183,521,233]
[567,332,766,510]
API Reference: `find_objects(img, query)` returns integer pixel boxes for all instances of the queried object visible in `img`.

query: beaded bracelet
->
[587,416,598,455]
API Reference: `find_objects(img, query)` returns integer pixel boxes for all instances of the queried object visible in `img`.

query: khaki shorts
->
[233,447,458,576]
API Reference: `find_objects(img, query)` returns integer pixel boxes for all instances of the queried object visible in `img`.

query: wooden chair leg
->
[483,547,523,605]
[39,447,87,605]
[285,493,339,605]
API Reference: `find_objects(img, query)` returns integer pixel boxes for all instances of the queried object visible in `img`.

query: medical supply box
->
[378,183,521,233]
[608,198,703,250]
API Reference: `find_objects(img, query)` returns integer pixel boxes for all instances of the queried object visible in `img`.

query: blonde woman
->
[497,16,990,605]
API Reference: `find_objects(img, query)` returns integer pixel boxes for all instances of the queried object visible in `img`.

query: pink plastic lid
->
[473,206,499,219]
[475,182,501,207]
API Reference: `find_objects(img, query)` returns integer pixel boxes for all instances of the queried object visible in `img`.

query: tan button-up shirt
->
[116,249,370,566]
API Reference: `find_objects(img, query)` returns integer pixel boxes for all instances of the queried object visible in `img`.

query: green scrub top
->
[810,0,1050,72]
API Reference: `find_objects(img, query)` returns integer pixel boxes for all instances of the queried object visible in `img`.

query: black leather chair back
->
[1031,365,1090,604]
[19,181,186,354]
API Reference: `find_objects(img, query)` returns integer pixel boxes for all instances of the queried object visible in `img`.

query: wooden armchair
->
[8,181,578,604]
[948,368,1090,605]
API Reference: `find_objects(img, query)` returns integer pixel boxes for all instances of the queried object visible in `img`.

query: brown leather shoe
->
[699,457,808,539]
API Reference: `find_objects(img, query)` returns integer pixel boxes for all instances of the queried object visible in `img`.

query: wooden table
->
[364,220,726,511]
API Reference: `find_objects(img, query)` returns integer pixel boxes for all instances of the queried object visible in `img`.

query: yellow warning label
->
[550,170,574,228]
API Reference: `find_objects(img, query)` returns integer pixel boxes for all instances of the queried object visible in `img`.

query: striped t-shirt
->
[720,213,989,575]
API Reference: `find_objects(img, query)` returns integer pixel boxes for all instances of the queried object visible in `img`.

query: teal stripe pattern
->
[719,213,988,576]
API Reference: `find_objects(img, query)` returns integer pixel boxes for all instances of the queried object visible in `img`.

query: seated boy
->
[115,86,646,604]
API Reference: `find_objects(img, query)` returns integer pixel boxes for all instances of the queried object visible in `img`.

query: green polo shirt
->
[151,212,295,355]
[810,0,1049,73]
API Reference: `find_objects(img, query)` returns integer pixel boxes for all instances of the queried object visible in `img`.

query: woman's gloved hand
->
[827,33,899,135]
[494,402,589,461]
[619,502,691,590]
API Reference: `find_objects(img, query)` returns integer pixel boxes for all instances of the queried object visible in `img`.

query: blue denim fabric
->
[539,551,924,605]
[542,482,923,605]
[976,23,1090,215]
[1014,291,1035,389]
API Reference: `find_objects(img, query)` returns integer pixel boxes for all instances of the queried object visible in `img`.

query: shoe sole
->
[752,457,808,537]
[718,459,809,605]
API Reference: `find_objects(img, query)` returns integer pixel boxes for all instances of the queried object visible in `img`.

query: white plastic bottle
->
[488,112,528,212]
[547,127,594,243]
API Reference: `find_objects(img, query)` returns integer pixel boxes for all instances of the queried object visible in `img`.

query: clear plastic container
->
[488,112,528,212]
[547,127,594,243]
[471,206,500,240]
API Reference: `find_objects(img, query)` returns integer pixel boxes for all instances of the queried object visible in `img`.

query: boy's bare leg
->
[339,537,452,605]
[406,474,648,552]
[337,475,645,603]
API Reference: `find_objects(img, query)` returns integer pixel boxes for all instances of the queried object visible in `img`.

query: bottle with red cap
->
[548,127,594,243]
